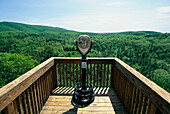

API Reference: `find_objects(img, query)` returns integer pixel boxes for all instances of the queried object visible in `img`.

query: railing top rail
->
[114,58,170,112]
[0,57,54,111]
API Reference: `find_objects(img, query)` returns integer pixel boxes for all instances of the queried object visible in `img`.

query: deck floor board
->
[40,87,126,114]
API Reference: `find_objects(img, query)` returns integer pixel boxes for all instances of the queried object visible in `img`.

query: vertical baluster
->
[134,89,140,114]
[33,83,39,113]
[38,79,43,108]
[35,81,41,111]
[3,101,16,114]
[17,95,24,114]
[97,64,99,87]
[130,86,137,113]
[73,64,75,86]
[124,79,130,109]
[127,82,133,113]
[90,64,92,84]
[56,63,59,87]
[70,63,72,87]
[137,92,144,114]
[93,64,96,86]
[103,64,106,87]
[13,100,18,114]
[87,63,89,87]
[80,63,82,82]
[100,64,102,87]
[76,64,78,83]
[142,96,148,114]
[147,100,151,114]
[22,92,29,114]
[26,89,32,114]
[66,64,68,87]
[59,63,62,86]
[106,64,110,87]
[29,85,36,114]
[63,63,65,87]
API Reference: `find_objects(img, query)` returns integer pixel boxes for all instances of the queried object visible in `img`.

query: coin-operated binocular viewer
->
[72,35,95,105]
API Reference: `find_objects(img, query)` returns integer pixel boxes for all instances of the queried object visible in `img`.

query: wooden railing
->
[0,57,169,114]
[112,58,170,114]
[0,58,57,114]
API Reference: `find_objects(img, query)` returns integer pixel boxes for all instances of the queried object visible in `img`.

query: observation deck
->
[0,57,169,114]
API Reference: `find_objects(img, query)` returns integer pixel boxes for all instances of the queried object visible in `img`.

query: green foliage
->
[0,22,169,92]
[0,52,39,87]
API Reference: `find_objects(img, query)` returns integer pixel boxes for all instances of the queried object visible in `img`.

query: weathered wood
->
[76,64,78,83]
[0,58,54,111]
[114,58,170,113]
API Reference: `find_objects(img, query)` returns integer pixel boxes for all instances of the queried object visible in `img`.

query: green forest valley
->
[0,22,169,92]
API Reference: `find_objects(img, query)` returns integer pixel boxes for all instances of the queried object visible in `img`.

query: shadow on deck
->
[40,87,127,114]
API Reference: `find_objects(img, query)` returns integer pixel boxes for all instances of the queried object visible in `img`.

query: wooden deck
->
[40,87,126,114]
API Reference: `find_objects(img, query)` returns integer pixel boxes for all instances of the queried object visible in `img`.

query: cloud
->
[106,1,128,6]
[157,6,170,13]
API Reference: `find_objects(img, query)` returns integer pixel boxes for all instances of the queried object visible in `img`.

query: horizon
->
[0,0,170,33]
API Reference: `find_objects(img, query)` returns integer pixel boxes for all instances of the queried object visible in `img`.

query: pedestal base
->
[72,82,95,105]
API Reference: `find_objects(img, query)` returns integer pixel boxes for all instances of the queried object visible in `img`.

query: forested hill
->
[0,22,169,92]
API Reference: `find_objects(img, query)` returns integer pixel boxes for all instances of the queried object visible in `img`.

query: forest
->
[0,22,169,92]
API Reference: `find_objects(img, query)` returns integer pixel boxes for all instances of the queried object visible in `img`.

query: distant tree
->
[0,52,39,87]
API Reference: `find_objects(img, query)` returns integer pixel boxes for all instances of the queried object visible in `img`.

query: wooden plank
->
[29,86,36,114]
[0,57,54,111]
[114,58,170,113]
[38,79,43,108]
[22,92,29,114]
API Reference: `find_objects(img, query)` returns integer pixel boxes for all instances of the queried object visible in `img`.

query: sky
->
[0,0,170,33]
